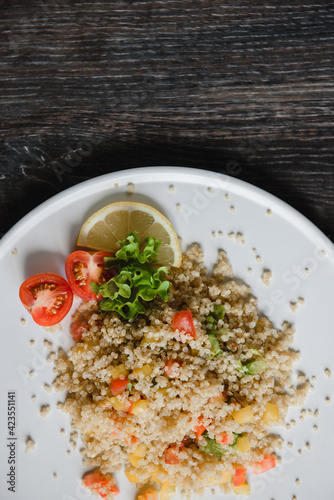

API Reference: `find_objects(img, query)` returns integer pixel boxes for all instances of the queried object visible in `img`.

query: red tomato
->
[252,456,276,475]
[70,319,89,341]
[19,273,73,326]
[233,468,247,487]
[164,359,182,378]
[65,251,115,301]
[216,433,234,446]
[110,376,130,396]
[164,446,180,465]
[194,424,206,440]
[83,471,119,498]
[171,310,196,339]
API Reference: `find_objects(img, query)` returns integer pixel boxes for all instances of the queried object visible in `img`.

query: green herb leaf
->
[200,433,227,461]
[235,349,269,376]
[92,232,171,320]
[204,305,226,357]
[126,382,133,391]
[208,333,222,357]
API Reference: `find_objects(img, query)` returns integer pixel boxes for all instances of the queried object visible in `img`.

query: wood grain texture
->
[1,0,333,239]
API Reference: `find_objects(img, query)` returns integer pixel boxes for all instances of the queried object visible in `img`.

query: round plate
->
[1,167,333,500]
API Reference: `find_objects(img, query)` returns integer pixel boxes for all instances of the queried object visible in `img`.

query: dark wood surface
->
[1,0,333,240]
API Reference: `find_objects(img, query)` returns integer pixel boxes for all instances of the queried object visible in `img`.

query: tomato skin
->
[110,376,130,396]
[233,468,247,487]
[216,433,234,446]
[65,251,114,301]
[164,446,180,465]
[171,310,196,339]
[19,273,73,326]
[252,456,276,475]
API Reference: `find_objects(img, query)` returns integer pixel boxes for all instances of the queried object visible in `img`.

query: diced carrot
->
[252,456,276,475]
[164,446,179,465]
[110,376,129,396]
[216,433,234,446]
[233,468,247,487]
[171,310,196,339]
[83,471,119,498]
[83,472,104,487]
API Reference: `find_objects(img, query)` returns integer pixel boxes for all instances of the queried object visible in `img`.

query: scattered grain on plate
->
[299,415,304,422]
[291,419,296,426]
[211,488,215,495]
[29,339,35,346]
[314,409,319,418]
[236,232,245,245]
[290,302,298,313]
[218,231,223,238]
[11,248,18,255]
[53,473,58,479]
[114,183,119,188]
[326,397,331,404]
[261,270,272,287]
[324,368,331,378]
[295,479,300,486]
[306,442,311,450]
[176,203,181,211]
[67,450,71,456]
[228,232,235,239]
[311,375,316,382]
[31,395,36,402]
[60,428,66,436]
[40,405,51,418]
[321,249,327,256]
[298,449,302,455]
[71,431,79,440]
[225,193,229,199]
[44,384,52,394]
[292,496,297,500]
[21,318,26,325]
[25,437,35,452]
[44,339,53,350]
[286,423,292,430]
[266,209,272,216]
[127,182,135,193]
[230,206,235,213]
[298,297,305,305]
[313,425,318,432]
[212,231,217,238]
[206,187,212,194]
[29,370,35,378]
[287,442,293,448]
[169,185,175,193]
[308,409,313,416]
[252,247,257,254]
[304,268,310,274]
[47,352,56,364]
[300,409,306,417]
[248,268,253,274]
[256,255,262,263]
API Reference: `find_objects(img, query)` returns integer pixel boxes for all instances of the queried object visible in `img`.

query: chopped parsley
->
[204,305,228,357]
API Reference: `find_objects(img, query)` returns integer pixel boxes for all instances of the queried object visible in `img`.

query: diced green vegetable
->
[208,333,222,357]
[126,382,133,391]
[204,305,227,357]
[91,232,171,320]
[200,432,227,460]
[235,349,269,376]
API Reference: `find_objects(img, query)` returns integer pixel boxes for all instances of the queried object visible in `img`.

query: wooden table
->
[1,1,333,240]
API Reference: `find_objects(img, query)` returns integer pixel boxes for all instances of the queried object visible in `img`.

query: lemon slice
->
[77,201,182,267]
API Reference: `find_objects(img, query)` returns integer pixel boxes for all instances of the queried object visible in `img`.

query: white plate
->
[1,166,334,500]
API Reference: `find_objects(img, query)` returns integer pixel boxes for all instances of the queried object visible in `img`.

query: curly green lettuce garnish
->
[235,348,269,376]
[205,305,228,357]
[91,232,171,320]
[200,431,243,460]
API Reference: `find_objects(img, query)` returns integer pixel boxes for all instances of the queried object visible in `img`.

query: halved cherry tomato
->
[171,310,196,339]
[164,445,180,465]
[252,456,276,475]
[19,273,73,326]
[233,468,247,487]
[110,376,130,396]
[65,251,115,301]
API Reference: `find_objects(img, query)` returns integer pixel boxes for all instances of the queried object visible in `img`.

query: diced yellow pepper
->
[232,406,254,424]
[138,488,159,500]
[128,453,143,467]
[109,364,129,379]
[125,468,139,483]
[262,402,279,423]
[160,481,176,500]
[141,334,157,345]
[231,481,250,495]
[206,471,232,486]
[236,435,250,453]
[132,399,148,416]
[133,443,148,457]
[133,364,153,378]
[109,395,128,412]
